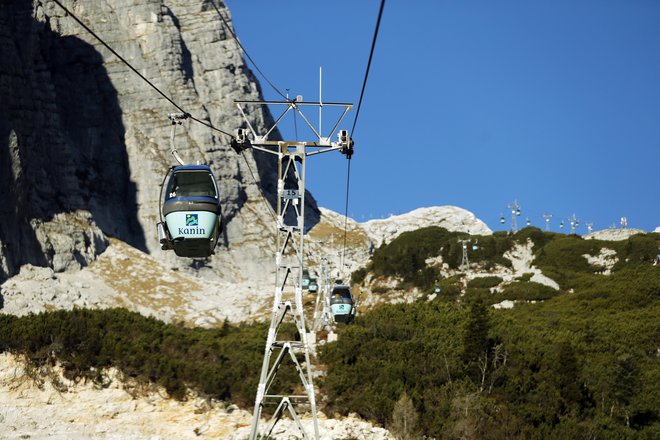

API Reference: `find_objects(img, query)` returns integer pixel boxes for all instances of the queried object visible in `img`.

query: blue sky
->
[226,0,660,232]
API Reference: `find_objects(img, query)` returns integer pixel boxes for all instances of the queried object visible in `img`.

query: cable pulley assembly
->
[338,130,354,159]
[230,128,251,154]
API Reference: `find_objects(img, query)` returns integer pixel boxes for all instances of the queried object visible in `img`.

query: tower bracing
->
[458,239,471,273]
[312,257,334,333]
[233,99,353,440]
[507,200,521,233]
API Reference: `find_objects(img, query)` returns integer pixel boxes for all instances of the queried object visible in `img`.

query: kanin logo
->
[185,214,199,226]
[179,213,206,235]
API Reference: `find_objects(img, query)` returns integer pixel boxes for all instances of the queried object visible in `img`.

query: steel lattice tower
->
[569,214,579,235]
[459,239,471,272]
[312,257,333,333]
[233,98,353,440]
[543,213,552,231]
[507,200,521,233]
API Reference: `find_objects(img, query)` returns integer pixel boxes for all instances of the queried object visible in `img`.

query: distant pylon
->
[458,239,471,272]
[507,200,521,233]
[569,214,579,235]
[543,213,552,231]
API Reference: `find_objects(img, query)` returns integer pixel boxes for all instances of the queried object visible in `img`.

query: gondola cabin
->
[157,165,222,258]
[308,278,318,293]
[302,269,311,290]
[330,283,355,323]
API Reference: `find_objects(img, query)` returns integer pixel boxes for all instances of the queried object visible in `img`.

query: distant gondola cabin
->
[330,284,354,323]
[302,269,311,290]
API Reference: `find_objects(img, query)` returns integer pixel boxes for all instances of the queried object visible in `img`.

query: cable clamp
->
[231,128,251,153]
[338,129,354,159]
[168,112,190,124]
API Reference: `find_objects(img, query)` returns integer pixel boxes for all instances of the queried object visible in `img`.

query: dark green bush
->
[351,266,368,285]
[468,276,503,289]
[0,308,298,407]
[495,281,558,302]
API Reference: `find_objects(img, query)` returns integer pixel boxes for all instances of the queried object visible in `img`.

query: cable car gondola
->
[330,282,355,323]
[157,165,222,258]
[302,268,311,290]
[308,278,318,293]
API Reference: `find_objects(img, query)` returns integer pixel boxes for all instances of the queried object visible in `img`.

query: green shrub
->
[351,267,368,285]
[436,276,462,302]
[495,281,558,302]
[0,308,297,407]
[468,276,503,289]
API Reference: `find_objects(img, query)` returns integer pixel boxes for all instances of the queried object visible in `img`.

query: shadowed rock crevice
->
[162,5,194,84]
[0,1,145,280]
[43,28,146,250]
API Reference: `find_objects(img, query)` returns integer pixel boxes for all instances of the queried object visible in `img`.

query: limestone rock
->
[0,0,325,284]
[584,228,646,241]
[362,206,493,248]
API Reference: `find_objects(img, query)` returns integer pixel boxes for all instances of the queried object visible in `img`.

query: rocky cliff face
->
[0,0,318,283]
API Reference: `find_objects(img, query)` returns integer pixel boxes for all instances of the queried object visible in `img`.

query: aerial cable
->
[340,158,352,272]
[53,0,289,247]
[350,0,386,137]
[210,1,290,101]
[51,0,234,139]
[340,0,386,272]
[209,1,309,228]
[238,151,278,222]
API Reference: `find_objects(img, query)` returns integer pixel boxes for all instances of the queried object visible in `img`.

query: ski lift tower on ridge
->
[586,222,594,234]
[458,238,471,273]
[232,96,354,440]
[507,200,521,233]
[543,213,552,231]
[569,214,580,235]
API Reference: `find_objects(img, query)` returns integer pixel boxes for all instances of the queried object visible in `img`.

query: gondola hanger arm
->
[169,112,189,165]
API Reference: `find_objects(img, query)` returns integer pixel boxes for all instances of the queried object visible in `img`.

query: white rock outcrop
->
[499,240,559,290]
[584,228,645,241]
[362,206,492,248]
[583,248,619,275]
[0,353,392,440]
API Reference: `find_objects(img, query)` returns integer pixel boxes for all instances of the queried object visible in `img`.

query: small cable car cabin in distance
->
[302,268,311,290]
[330,283,355,323]
[157,165,222,258]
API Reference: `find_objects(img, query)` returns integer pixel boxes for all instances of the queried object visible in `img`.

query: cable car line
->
[238,152,278,222]
[210,1,289,102]
[51,0,234,139]
[350,0,386,138]
[340,0,386,271]
[340,159,352,270]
